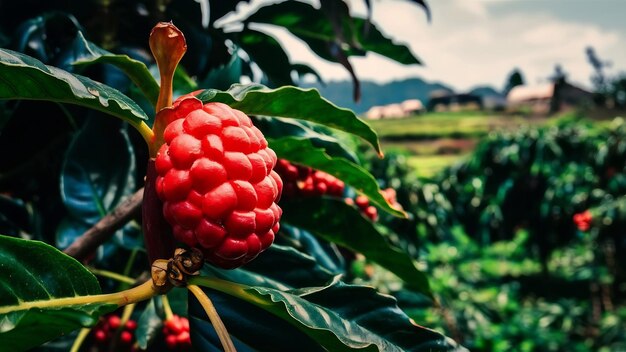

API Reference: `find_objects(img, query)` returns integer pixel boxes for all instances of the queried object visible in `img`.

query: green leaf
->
[200,53,243,91]
[232,244,339,288]
[244,1,420,65]
[196,83,382,155]
[57,117,138,261]
[189,276,455,351]
[136,297,164,349]
[253,116,359,163]
[173,66,199,98]
[281,197,431,296]
[60,116,136,225]
[230,29,294,87]
[271,136,404,217]
[71,32,160,106]
[275,224,346,276]
[0,48,148,126]
[0,235,115,350]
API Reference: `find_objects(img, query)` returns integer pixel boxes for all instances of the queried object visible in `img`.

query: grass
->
[368,111,549,178]
[407,154,468,178]
[368,111,543,140]
[369,111,624,178]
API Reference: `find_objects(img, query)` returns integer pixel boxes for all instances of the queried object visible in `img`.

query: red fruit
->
[163,315,191,351]
[573,210,593,232]
[177,331,191,344]
[165,334,178,349]
[120,331,133,344]
[94,329,107,343]
[355,195,370,210]
[155,99,282,268]
[364,206,378,221]
[125,319,137,331]
[273,159,345,199]
[381,187,403,211]
[108,315,121,330]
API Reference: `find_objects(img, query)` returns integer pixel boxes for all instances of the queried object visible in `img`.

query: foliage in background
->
[363,116,626,351]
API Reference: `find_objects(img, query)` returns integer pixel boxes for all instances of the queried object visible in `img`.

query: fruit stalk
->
[188,284,236,352]
[149,21,187,156]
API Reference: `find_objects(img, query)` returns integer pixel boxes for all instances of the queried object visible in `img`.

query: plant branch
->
[0,279,158,315]
[162,294,175,321]
[188,284,236,352]
[188,276,267,306]
[90,268,137,285]
[64,188,144,260]
[120,303,136,325]
[69,328,91,352]
[131,120,156,150]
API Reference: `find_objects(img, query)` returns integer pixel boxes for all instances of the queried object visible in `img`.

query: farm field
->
[368,111,550,178]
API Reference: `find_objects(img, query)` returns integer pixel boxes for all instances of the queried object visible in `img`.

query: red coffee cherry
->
[163,315,192,351]
[274,159,345,198]
[91,314,137,351]
[573,210,593,232]
[155,98,282,268]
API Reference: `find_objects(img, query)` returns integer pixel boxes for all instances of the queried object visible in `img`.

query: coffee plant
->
[0,1,461,351]
[359,117,626,351]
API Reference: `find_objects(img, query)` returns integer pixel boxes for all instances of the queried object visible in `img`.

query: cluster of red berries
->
[345,188,402,222]
[573,210,593,231]
[274,159,345,198]
[346,195,378,221]
[163,315,191,351]
[92,314,137,350]
[380,188,402,211]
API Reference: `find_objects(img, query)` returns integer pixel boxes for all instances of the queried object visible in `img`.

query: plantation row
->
[364,116,626,351]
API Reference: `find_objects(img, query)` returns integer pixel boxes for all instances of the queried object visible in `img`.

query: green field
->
[407,154,469,178]
[368,111,543,140]
[368,111,549,178]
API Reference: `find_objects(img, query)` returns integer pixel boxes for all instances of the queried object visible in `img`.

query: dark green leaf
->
[253,116,359,163]
[243,244,339,288]
[244,1,420,65]
[275,224,346,276]
[136,297,164,349]
[281,197,430,296]
[271,137,404,217]
[71,32,160,106]
[200,53,243,91]
[196,84,382,154]
[0,195,31,237]
[230,29,294,87]
[12,13,80,68]
[60,117,136,224]
[189,275,456,351]
[190,288,324,352]
[173,66,199,98]
[0,235,115,350]
[0,49,148,126]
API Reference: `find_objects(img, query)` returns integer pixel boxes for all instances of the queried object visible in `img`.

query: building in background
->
[364,99,425,119]
[426,92,483,112]
[507,81,592,115]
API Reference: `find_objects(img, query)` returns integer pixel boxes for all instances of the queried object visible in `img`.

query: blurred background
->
[2,0,626,351]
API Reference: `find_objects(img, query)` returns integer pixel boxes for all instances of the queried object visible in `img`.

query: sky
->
[229,0,626,92]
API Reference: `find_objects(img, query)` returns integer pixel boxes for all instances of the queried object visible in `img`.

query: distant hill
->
[469,85,504,98]
[302,78,454,114]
